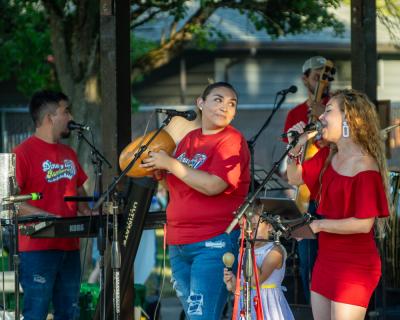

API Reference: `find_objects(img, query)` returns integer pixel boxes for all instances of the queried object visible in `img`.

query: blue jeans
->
[298,238,317,303]
[298,201,319,304]
[169,230,240,320]
[19,250,81,320]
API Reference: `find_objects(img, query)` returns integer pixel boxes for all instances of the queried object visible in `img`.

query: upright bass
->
[294,60,336,212]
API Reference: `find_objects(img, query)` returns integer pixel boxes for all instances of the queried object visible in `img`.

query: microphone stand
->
[91,114,174,318]
[247,92,288,192]
[242,218,253,320]
[226,135,300,234]
[92,114,174,212]
[76,130,112,320]
[2,176,22,320]
[226,136,301,320]
[9,201,20,320]
[260,213,312,243]
[110,201,121,320]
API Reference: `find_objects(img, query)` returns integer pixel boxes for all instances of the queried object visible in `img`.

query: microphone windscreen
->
[186,110,197,121]
[222,252,235,269]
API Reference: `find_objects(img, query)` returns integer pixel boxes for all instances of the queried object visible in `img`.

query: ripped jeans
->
[169,230,240,320]
[19,250,81,320]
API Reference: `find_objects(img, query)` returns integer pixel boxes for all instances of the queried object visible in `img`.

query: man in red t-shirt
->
[282,56,331,304]
[14,90,91,320]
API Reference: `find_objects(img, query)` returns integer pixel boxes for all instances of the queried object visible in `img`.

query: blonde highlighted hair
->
[320,89,391,236]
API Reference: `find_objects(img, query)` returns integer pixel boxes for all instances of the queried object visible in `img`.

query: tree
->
[131,0,344,79]
[377,0,400,48]
[0,0,344,169]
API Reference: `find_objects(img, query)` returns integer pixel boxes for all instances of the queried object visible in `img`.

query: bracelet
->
[287,145,304,159]
[287,155,300,165]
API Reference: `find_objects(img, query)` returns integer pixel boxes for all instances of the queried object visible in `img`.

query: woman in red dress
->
[286,89,390,320]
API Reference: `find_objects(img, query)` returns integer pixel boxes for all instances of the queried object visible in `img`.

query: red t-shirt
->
[283,97,330,143]
[166,126,250,245]
[302,148,389,306]
[283,101,309,144]
[14,136,87,251]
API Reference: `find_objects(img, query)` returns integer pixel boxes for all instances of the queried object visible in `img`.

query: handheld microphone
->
[281,121,323,138]
[156,109,197,121]
[277,85,298,95]
[3,192,42,203]
[67,121,90,131]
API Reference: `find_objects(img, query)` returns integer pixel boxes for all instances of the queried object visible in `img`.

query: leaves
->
[0,1,57,96]
[0,0,349,97]
[377,0,400,48]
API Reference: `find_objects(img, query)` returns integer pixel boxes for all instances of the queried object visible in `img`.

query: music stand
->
[259,197,315,239]
[253,166,294,198]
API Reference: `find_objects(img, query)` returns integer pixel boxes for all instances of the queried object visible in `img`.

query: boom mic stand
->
[1,175,22,320]
[91,114,174,319]
[226,136,301,320]
[261,213,313,243]
[76,130,112,320]
[247,91,291,192]
[3,200,21,320]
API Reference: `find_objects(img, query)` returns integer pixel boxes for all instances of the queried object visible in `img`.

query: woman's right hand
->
[287,121,318,148]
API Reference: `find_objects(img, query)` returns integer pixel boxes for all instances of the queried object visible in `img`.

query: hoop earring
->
[342,121,350,138]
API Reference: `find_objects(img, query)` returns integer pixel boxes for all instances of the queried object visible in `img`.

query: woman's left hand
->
[309,220,321,234]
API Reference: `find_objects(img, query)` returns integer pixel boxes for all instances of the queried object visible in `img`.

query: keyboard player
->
[13,90,92,320]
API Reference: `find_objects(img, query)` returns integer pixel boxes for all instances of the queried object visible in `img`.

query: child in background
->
[223,209,294,320]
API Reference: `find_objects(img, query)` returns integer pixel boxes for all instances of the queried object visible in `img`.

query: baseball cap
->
[302,56,327,73]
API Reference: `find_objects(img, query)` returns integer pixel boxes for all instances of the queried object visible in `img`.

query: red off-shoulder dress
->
[302,147,389,307]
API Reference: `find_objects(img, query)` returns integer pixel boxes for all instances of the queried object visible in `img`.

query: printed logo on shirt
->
[176,152,207,169]
[42,159,77,182]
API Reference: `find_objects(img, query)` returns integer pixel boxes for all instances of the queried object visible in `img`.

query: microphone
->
[277,85,298,95]
[281,121,323,138]
[3,192,42,203]
[222,252,235,271]
[156,109,197,121]
[261,214,289,235]
[67,120,90,131]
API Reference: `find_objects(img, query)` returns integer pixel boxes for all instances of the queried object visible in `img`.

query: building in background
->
[132,4,400,170]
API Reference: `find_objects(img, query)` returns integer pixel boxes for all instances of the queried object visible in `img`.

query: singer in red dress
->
[286,89,390,320]
[282,56,331,304]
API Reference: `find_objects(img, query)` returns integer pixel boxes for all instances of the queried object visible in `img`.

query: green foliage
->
[377,0,400,47]
[246,0,345,38]
[131,95,141,113]
[131,35,158,63]
[0,0,349,99]
[187,24,229,50]
[0,1,58,97]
